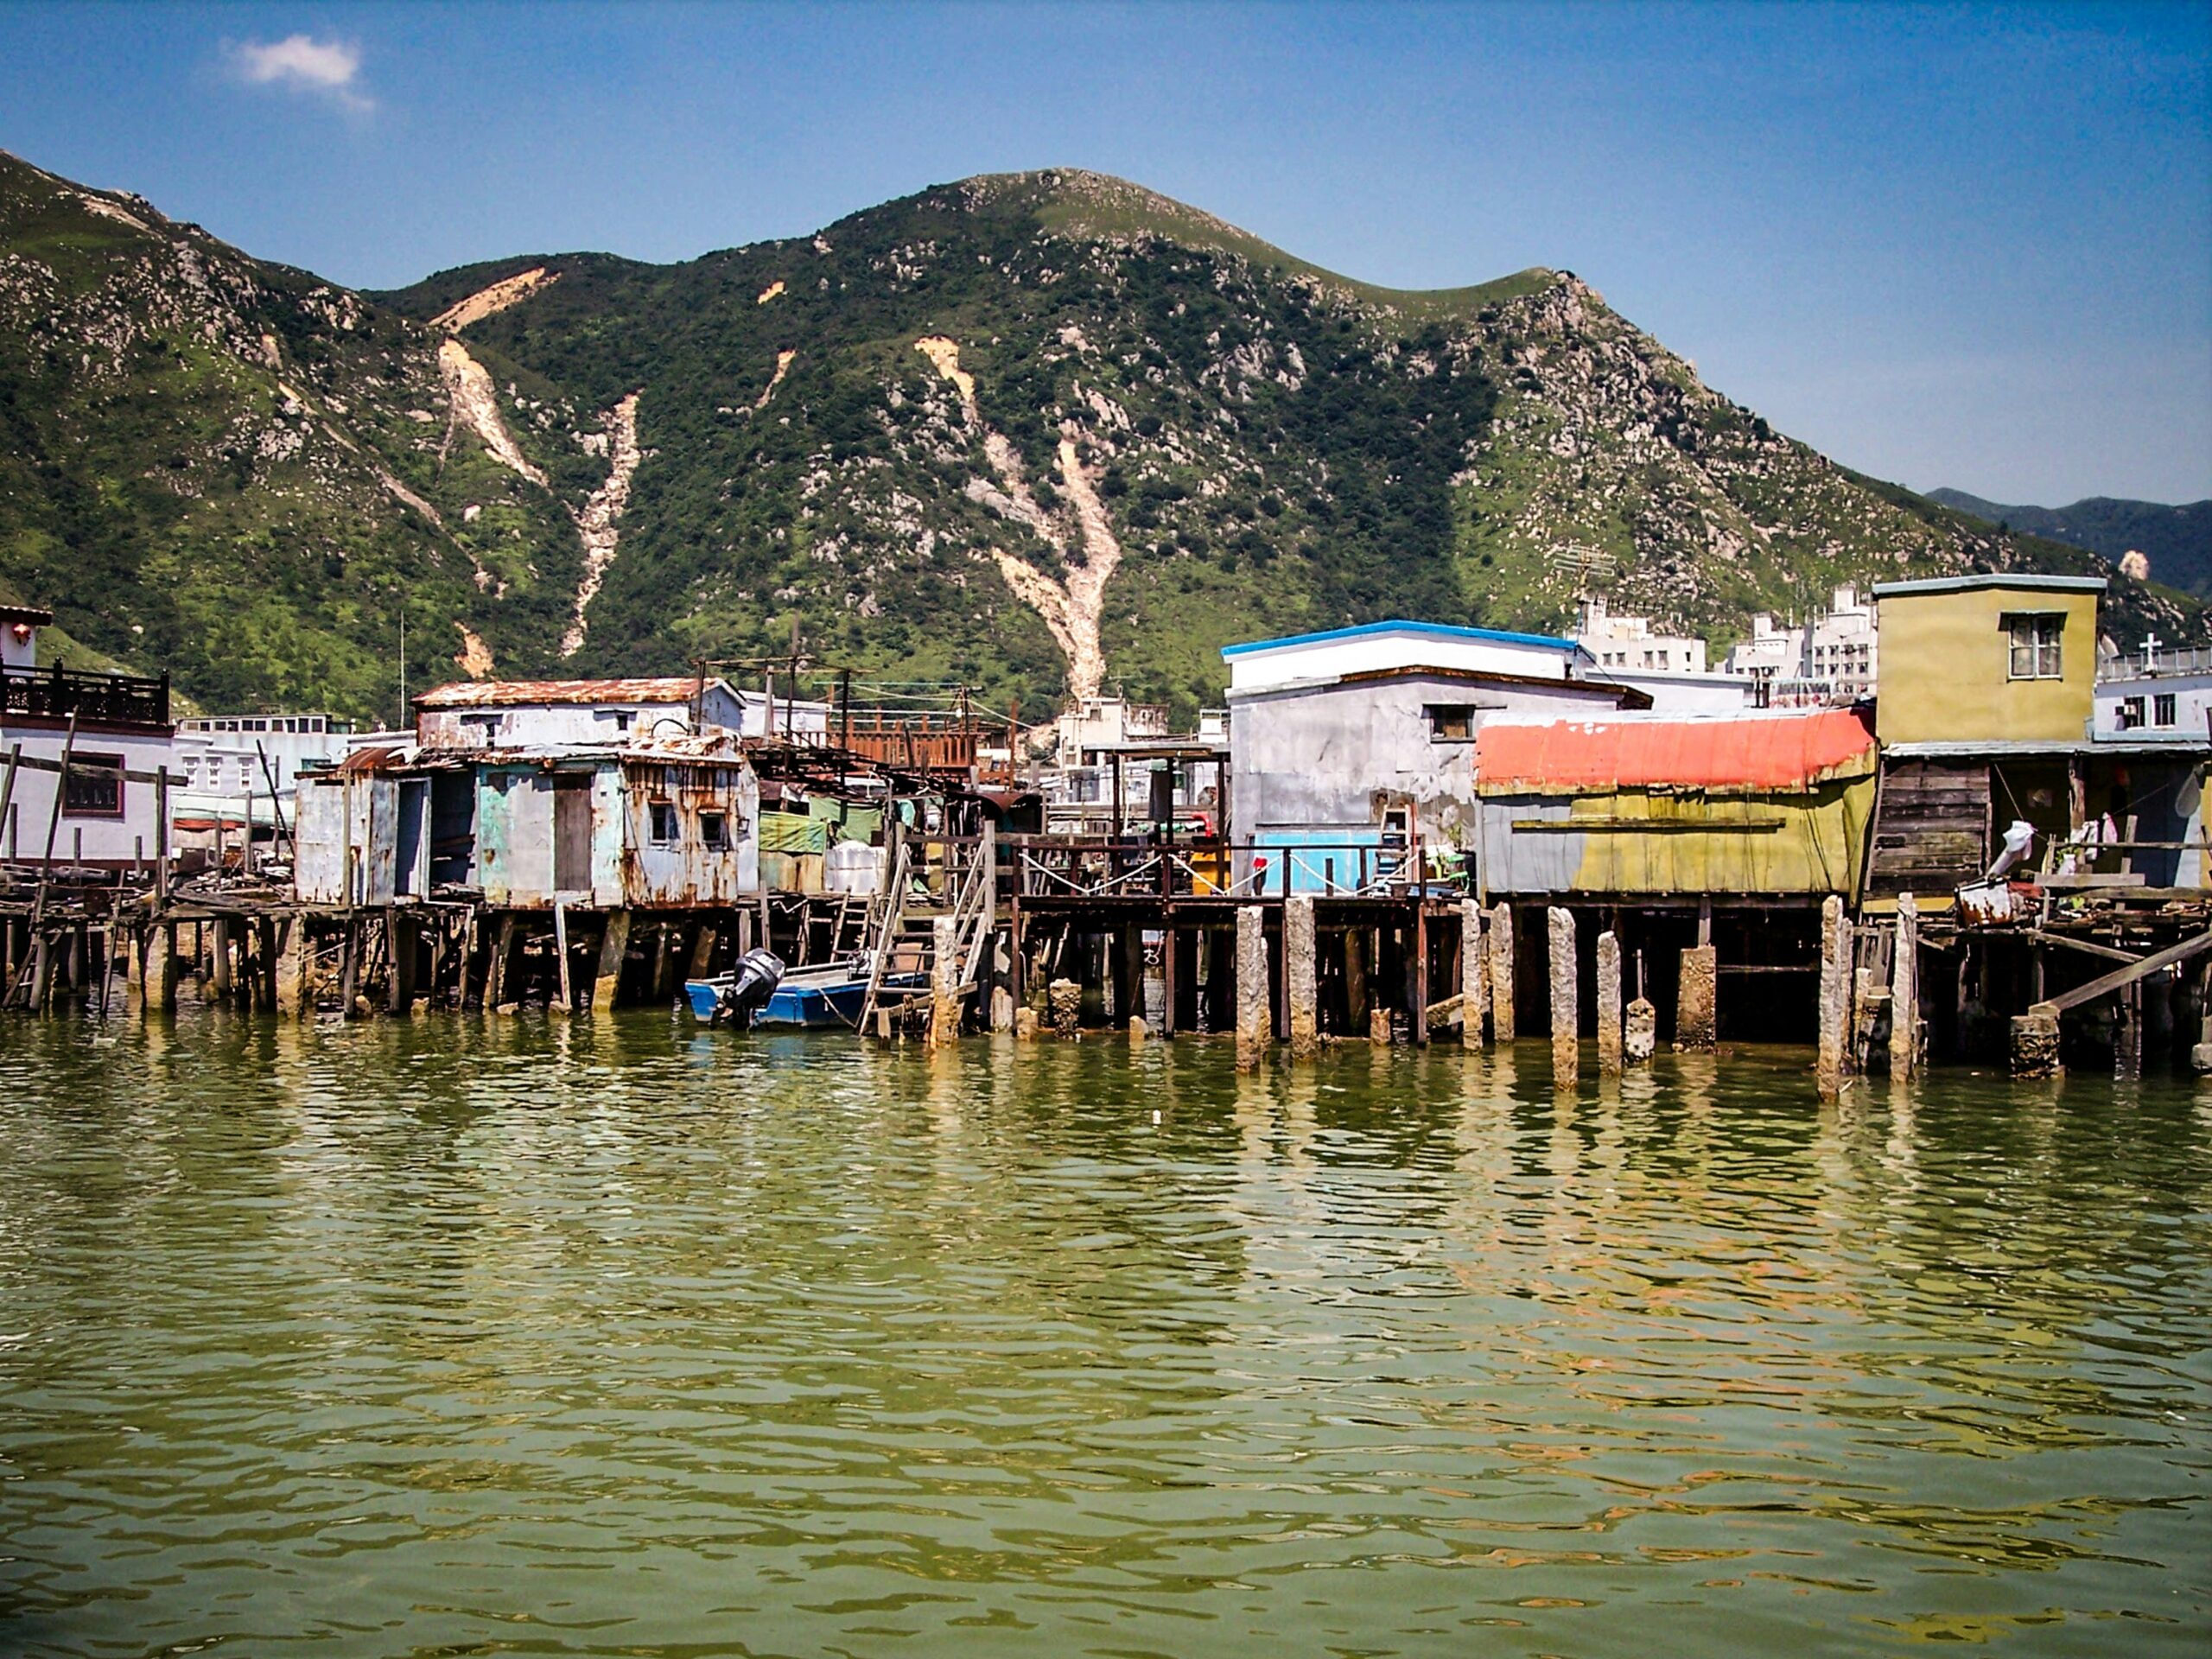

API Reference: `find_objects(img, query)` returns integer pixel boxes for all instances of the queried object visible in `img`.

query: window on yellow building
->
[2005,613,2064,679]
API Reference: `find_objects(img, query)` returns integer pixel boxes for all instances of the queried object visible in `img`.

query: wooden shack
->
[1471,709,1878,899]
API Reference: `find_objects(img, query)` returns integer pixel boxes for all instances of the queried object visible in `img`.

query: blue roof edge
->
[1221,619,1583,659]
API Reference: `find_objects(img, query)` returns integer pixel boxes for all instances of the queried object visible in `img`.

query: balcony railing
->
[1005,834,1463,901]
[2097,646,2212,683]
[2,664,170,728]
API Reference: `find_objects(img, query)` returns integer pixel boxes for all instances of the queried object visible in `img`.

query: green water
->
[1,1015,2207,1657]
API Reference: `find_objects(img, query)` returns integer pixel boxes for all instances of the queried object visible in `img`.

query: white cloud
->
[229,35,372,112]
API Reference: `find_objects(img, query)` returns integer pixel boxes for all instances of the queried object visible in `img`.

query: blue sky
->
[3,1,2207,505]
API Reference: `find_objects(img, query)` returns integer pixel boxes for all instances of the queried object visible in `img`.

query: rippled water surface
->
[2,1014,2208,1656]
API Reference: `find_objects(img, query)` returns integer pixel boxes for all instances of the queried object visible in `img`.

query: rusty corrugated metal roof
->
[1474,709,1877,796]
[337,745,408,773]
[621,731,747,761]
[415,677,714,709]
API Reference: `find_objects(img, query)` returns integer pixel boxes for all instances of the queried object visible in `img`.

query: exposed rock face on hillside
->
[0,152,2196,721]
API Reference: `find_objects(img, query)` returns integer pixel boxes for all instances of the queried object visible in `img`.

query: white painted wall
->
[2094,670,2212,742]
[1227,671,1629,849]
[174,715,349,796]
[1224,624,1580,692]
[0,726,177,869]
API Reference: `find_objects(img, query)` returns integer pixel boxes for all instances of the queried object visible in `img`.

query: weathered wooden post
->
[552,904,574,1014]
[1892,893,1920,1078]
[257,917,280,1013]
[1116,923,1144,1027]
[2011,1001,2062,1077]
[339,918,362,1016]
[988,933,1017,1032]
[2115,982,2143,1079]
[1409,903,1430,1048]
[124,918,144,1014]
[1816,894,1850,1098]
[930,913,961,1047]
[388,909,416,1016]
[273,918,307,1017]
[1236,906,1268,1071]
[1344,928,1370,1039]
[688,921,718,982]
[1676,944,1717,1051]
[1286,894,1319,1059]
[1853,966,1885,1073]
[209,917,235,1001]
[1460,897,1488,1047]
[1596,929,1623,1076]
[153,923,180,1014]
[591,908,631,1014]
[1548,907,1578,1086]
[1624,993,1657,1063]
[1489,903,1516,1041]
[487,914,520,1010]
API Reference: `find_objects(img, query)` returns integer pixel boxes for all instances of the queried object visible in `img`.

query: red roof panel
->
[1474,709,1876,795]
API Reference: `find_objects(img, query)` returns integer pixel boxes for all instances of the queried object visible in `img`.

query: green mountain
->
[2,149,2199,724]
[1929,489,2212,599]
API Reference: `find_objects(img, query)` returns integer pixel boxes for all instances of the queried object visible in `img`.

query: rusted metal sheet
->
[338,745,407,773]
[620,753,760,906]
[1955,879,2032,927]
[1475,709,1877,796]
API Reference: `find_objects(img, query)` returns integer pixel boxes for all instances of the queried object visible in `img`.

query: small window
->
[650,801,677,842]
[2120,696,2145,730]
[1426,705,1476,741]
[2155,694,2177,728]
[2006,613,2064,679]
[699,810,728,850]
[64,752,124,817]
[613,711,633,732]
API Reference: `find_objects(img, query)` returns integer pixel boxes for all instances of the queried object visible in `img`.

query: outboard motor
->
[715,949,785,1027]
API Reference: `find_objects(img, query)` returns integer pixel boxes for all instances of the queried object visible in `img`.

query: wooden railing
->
[1003,835,1455,900]
[2,664,169,728]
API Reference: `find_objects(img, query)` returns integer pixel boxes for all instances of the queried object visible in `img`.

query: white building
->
[1225,619,1590,693]
[1719,583,1878,704]
[1223,620,1646,870]
[413,677,827,750]
[1053,694,1170,759]
[0,603,176,871]
[1571,594,1709,674]
[2094,640,2212,744]
[174,713,353,799]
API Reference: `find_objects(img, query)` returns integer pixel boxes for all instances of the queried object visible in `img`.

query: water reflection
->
[0,1017,2206,1656]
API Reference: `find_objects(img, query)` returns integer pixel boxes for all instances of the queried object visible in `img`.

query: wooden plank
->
[2029,931,2142,965]
[1510,816,1787,833]
[2041,928,2212,1014]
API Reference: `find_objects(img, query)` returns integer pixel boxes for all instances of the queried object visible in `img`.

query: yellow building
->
[1872,573,2102,746]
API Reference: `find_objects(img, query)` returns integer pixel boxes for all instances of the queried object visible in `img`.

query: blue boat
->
[685,957,926,1029]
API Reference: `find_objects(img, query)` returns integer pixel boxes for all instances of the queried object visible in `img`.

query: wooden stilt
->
[1236,906,1267,1071]
[591,908,631,1014]
[1548,907,1578,1087]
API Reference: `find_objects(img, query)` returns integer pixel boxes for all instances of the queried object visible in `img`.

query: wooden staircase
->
[856,826,996,1037]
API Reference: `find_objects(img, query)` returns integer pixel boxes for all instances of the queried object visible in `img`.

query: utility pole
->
[397,601,408,734]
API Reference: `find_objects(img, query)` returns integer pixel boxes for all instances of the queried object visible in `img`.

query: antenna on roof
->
[1548,543,1619,598]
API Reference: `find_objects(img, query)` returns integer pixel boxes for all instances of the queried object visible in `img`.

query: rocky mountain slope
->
[2,149,2198,722]
[1929,489,2212,599]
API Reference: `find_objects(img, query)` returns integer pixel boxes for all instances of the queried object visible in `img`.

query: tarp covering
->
[1474,709,1876,797]
[760,810,827,855]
